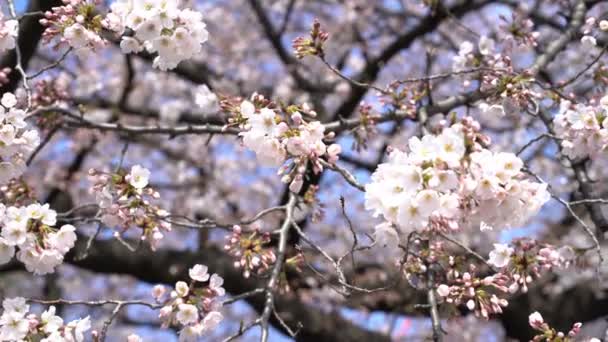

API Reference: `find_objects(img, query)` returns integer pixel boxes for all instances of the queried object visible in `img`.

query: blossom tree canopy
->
[2,0,608,341]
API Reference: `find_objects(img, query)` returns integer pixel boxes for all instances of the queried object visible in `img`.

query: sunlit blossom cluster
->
[153,264,224,342]
[553,97,608,160]
[108,0,209,70]
[231,94,341,193]
[0,13,18,55]
[0,93,40,184]
[366,117,550,244]
[0,297,90,342]
[40,0,106,51]
[0,202,76,275]
[89,165,171,250]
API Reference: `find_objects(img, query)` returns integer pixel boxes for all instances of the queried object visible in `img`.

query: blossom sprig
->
[0,297,91,342]
[402,238,511,319]
[0,202,77,275]
[224,224,276,278]
[292,19,329,59]
[366,116,550,242]
[553,96,608,160]
[0,13,18,55]
[31,78,70,109]
[381,82,427,120]
[108,0,209,71]
[499,12,540,48]
[451,35,539,117]
[303,184,325,222]
[222,92,273,128]
[89,164,171,250]
[528,311,586,342]
[436,270,510,319]
[452,35,500,76]
[0,92,41,185]
[153,264,224,342]
[40,0,106,51]
[228,94,341,193]
[347,101,379,151]
[488,239,574,293]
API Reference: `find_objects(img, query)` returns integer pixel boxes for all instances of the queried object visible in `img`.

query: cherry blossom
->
[488,243,514,268]
[0,13,17,55]
[0,297,91,342]
[155,264,224,341]
[364,117,550,238]
[89,166,170,249]
[40,0,106,51]
[1,1,608,341]
[0,92,40,184]
[229,94,341,192]
[108,0,209,70]
[553,96,608,160]
[0,202,76,275]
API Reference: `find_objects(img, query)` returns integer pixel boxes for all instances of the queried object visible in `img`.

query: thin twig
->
[27,48,73,79]
[222,288,264,305]
[27,125,60,166]
[222,319,261,342]
[7,0,32,109]
[320,160,365,191]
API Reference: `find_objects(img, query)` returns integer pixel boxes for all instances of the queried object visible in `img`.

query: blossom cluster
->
[451,35,540,118]
[0,13,18,55]
[402,239,511,319]
[108,0,209,70]
[499,12,540,48]
[452,36,498,74]
[194,85,220,115]
[430,238,573,319]
[292,19,329,59]
[0,297,90,342]
[0,178,36,207]
[577,16,608,50]
[228,94,341,193]
[528,311,587,342]
[89,165,171,250]
[553,97,608,160]
[365,117,549,243]
[436,267,510,319]
[0,92,41,185]
[224,224,276,278]
[0,202,77,275]
[487,239,574,293]
[31,78,70,109]
[153,264,224,342]
[40,0,106,51]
